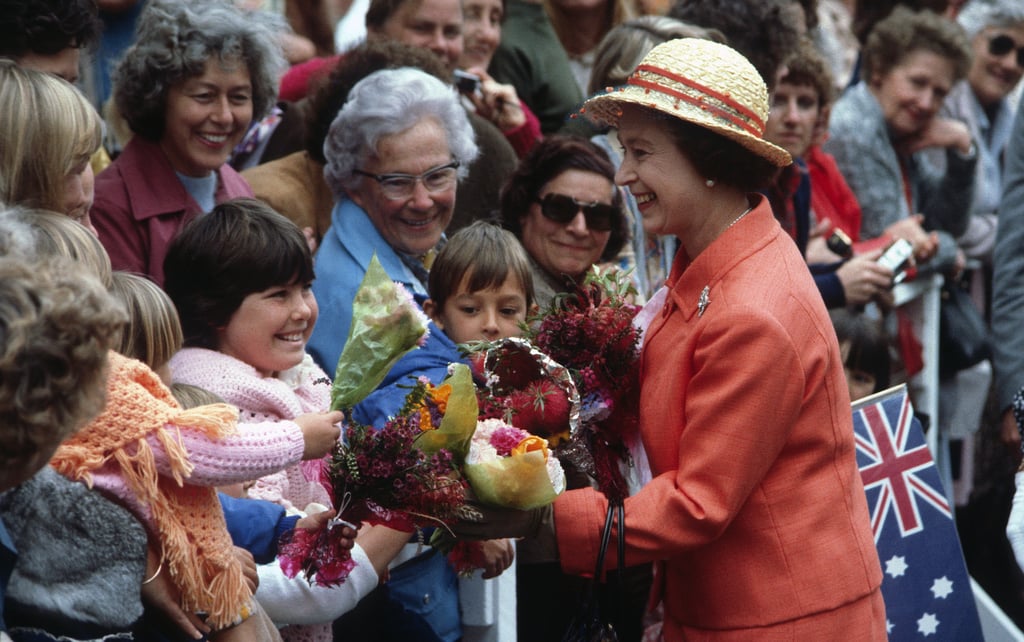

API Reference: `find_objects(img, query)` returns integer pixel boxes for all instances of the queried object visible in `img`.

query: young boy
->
[423,220,536,344]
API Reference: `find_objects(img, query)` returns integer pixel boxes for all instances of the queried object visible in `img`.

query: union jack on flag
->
[853,385,982,640]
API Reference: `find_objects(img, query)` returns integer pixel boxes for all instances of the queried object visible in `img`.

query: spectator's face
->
[217,280,318,377]
[765,80,819,158]
[18,47,81,84]
[840,340,877,402]
[967,25,1024,108]
[63,158,96,235]
[518,168,613,281]
[459,0,502,70]
[375,0,464,71]
[869,49,954,140]
[160,60,253,177]
[348,117,457,256]
[424,273,528,343]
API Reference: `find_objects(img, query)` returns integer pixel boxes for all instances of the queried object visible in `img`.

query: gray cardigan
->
[825,82,977,246]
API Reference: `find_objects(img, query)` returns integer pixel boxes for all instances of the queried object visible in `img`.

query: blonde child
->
[423,220,535,345]
[163,198,410,642]
[0,209,211,640]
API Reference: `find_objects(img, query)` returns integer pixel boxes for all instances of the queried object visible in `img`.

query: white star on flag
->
[885,554,908,578]
[930,576,953,599]
[917,613,939,636]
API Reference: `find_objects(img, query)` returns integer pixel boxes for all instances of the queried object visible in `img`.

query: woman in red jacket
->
[91,0,285,285]
[458,38,886,641]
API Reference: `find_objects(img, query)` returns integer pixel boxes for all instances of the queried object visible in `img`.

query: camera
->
[877,238,913,284]
[826,228,853,259]
[453,70,481,95]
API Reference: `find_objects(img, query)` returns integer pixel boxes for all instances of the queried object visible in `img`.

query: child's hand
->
[479,538,515,579]
[233,546,258,594]
[295,410,343,459]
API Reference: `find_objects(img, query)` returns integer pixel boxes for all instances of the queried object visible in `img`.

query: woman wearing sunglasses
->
[498,135,628,309]
[934,1,1024,266]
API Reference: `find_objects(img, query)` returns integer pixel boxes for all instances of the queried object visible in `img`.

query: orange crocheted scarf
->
[51,351,251,629]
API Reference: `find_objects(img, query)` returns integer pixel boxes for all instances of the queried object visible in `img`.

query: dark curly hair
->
[113,0,286,141]
[499,135,627,263]
[164,198,315,350]
[0,0,100,58]
[669,0,805,91]
[305,39,450,164]
[0,256,125,487]
[861,6,971,86]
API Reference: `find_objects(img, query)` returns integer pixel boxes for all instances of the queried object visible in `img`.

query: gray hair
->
[113,0,287,141]
[957,0,1024,38]
[323,67,479,198]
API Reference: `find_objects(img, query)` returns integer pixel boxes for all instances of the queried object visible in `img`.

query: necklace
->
[727,205,754,229]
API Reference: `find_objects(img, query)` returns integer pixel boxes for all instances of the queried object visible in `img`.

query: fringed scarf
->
[51,351,252,629]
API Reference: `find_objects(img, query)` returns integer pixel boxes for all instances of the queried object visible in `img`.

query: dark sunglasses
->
[989,34,1024,68]
[535,193,617,232]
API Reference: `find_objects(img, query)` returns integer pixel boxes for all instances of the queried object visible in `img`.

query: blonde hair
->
[0,61,102,213]
[170,382,226,409]
[0,207,112,288]
[110,271,184,371]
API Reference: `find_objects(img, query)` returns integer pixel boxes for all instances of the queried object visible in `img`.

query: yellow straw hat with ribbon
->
[582,38,792,168]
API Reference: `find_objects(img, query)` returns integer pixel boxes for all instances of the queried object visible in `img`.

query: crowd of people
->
[3,0,1024,640]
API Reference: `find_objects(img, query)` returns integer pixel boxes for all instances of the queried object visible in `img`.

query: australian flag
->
[853,385,983,640]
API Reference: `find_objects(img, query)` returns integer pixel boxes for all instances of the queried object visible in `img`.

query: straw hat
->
[582,38,792,167]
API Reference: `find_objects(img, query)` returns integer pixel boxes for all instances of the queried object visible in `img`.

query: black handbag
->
[562,501,624,642]
[938,280,990,379]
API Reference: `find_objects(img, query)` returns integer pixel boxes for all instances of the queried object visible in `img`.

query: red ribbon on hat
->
[629,63,764,137]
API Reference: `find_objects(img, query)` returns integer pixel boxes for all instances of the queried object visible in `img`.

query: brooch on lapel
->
[697,286,710,317]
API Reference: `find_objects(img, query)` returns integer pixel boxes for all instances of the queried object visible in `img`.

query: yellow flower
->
[431,383,452,414]
[512,435,549,460]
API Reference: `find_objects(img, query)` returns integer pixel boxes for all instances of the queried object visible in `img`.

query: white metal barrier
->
[894,274,1024,640]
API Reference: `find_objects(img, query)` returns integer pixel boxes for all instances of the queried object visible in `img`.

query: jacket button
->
[423,593,431,605]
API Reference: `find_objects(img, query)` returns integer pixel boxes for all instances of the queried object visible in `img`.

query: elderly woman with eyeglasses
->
[306,66,479,642]
[498,135,628,309]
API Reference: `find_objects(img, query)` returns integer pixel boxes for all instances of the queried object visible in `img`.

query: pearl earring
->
[705,179,715,188]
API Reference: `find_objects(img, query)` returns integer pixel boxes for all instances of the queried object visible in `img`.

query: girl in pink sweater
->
[164,199,410,642]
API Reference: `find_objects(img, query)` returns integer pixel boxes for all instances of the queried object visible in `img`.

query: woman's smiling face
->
[614,106,706,240]
[347,117,456,257]
[869,49,956,140]
[518,168,614,281]
[160,59,253,177]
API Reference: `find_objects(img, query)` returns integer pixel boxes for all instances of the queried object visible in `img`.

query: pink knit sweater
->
[170,348,340,642]
[170,348,333,512]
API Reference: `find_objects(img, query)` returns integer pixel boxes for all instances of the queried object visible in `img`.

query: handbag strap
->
[592,500,617,579]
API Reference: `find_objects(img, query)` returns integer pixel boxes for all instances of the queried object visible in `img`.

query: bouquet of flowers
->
[473,338,579,446]
[463,418,566,510]
[330,253,429,412]
[278,367,478,587]
[529,267,642,502]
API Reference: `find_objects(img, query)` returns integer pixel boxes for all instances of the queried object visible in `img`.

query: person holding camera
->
[455,0,541,157]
